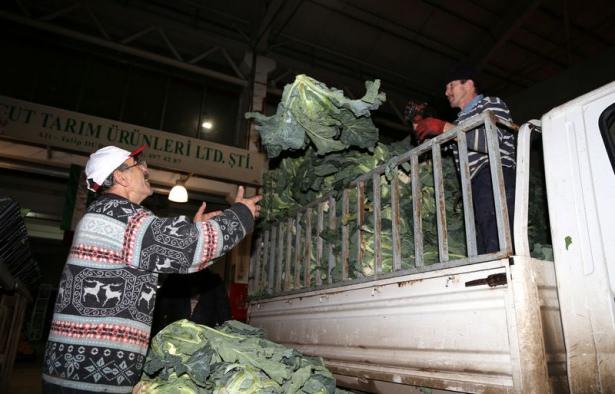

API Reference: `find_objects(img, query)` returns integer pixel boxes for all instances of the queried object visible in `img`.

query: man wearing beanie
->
[414,64,516,254]
[42,145,261,393]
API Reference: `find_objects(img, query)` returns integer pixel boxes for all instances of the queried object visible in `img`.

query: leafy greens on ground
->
[137,320,348,394]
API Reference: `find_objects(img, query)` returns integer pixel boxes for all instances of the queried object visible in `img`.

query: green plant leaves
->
[140,320,349,393]
[245,75,384,158]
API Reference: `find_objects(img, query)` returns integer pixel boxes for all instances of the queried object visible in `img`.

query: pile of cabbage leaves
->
[137,320,348,393]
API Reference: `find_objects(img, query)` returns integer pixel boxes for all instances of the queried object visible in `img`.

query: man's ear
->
[112,170,129,187]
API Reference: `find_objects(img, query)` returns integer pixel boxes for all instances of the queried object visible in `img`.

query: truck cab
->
[541,83,615,392]
[247,82,615,393]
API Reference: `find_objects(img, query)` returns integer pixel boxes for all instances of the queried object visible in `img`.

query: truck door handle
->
[465,273,507,288]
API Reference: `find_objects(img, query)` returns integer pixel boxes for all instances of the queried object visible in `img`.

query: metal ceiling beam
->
[39,3,80,21]
[537,3,615,47]
[249,0,305,52]
[252,0,286,48]
[120,26,156,44]
[83,2,110,40]
[467,0,543,67]
[512,41,567,69]
[308,0,463,61]
[423,0,554,88]
[0,9,248,87]
[220,47,245,79]
[130,0,249,33]
[126,0,420,103]
[490,4,615,92]
[269,0,304,44]
[304,0,529,92]
[32,1,244,80]
[171,0,250,28]
[157,27,183,61]
[421,0,489,32]
[271,37,435,99]
[519,24,584,61]
[189,46,220,64]
[422,0,585,68]
[15,0,31,17]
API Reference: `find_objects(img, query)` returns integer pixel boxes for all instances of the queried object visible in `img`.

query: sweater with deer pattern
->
[42,193,253,393]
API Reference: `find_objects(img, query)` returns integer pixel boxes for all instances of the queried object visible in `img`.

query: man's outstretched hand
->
[234,186,262,218]
[193,186,262,222]
[193,202,222,223]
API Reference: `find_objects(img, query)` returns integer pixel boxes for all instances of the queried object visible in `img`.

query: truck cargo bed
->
[249,257,566,393]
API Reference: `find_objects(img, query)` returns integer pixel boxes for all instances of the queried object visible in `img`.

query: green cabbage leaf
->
[245,75,385,158]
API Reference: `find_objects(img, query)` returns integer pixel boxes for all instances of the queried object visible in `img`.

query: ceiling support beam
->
[221,47,245,79]
[83,2,110,40]
[273,33,435,97]
[468,0,543,68]
[15,0,31,17]
[250,0,304,52]
[121,25,156,44]
[157,27,183,61]
[39,3,80,21]
[252,0,286,49]
[0,10,248,87]
[309,0,462,61]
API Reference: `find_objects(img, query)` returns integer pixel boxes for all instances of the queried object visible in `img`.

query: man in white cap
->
[42,145,261,393]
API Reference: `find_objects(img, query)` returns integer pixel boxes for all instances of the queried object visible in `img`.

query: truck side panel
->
[249,258,565,393]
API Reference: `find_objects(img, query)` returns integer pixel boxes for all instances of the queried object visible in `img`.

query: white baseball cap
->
[85,145,146,191]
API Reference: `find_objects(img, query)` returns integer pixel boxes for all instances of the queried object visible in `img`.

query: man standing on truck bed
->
[42,145,261,393]
[414,64,516,254]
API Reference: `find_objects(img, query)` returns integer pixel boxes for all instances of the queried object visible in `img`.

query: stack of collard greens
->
[137,320,348,393]
[259,139,468,280]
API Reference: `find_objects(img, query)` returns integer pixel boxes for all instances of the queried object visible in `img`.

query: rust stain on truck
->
[397,278,424,287]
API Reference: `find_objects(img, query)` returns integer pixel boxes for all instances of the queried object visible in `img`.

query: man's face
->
[121,156,153,202]
[445,79,474,110]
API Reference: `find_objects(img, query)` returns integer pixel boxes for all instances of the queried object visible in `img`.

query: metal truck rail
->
[249,111,517,297]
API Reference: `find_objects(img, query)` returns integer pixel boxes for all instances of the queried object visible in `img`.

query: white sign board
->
[0,95,265,185]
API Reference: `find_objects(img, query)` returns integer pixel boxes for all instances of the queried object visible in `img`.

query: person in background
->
[152,268,231,334]
[42,145,261,394]
[414,65,516,254]
[190,269,231,327]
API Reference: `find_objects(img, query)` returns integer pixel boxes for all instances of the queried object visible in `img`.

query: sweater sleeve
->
[123,203,254,273]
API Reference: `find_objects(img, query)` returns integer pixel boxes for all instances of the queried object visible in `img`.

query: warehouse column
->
[227,53,274,311]
[242,52,276,152]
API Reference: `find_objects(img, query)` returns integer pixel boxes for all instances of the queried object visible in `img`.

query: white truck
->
[246,82,615,393]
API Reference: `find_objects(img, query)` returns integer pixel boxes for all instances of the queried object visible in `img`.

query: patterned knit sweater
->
[42,193,253,393]
[451,95,516,178]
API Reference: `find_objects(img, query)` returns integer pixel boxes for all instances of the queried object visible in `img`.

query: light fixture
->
[168,175,189,203]
[201,120,213,130]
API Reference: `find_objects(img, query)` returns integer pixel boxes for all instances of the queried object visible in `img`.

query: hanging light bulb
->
[201,120,213,130]
[168,176,189,203]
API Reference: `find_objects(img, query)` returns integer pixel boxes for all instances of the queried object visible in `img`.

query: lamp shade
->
[168,184,188,203]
